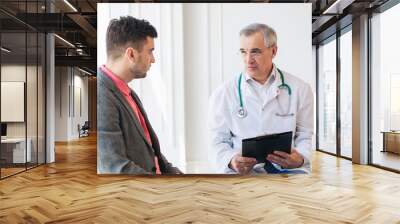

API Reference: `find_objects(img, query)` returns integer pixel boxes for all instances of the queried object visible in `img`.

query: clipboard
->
[242,131,292,163]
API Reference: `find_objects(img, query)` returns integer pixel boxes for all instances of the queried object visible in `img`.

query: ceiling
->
[0,0,97,74]
[0,0,393,75]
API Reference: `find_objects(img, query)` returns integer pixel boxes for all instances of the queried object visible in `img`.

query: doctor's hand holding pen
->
[266,148,304,169]
[228,154,257,175]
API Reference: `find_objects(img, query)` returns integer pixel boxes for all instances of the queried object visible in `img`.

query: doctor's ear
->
[271,46,278,58]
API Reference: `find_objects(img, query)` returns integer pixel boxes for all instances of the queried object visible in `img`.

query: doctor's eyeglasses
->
[239,47,270,59]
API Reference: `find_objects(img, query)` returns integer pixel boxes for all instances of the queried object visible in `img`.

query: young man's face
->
[132,36,155,79]
[239,32,277,81]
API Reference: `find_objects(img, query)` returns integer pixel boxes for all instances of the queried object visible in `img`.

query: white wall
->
[1,65,39,136]
[98,3,313,173]
[1,64,46,164]
[54,67,89,141]
[55,67,68,141]
[1,82,24,123]
[1,65,26,139]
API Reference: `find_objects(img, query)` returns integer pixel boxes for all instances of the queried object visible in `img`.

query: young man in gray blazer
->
[97,16,182,174]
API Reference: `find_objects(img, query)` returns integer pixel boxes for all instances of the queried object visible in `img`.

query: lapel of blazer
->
[98,69,150,148]
[130,91,161,153]
[130,91,167,171]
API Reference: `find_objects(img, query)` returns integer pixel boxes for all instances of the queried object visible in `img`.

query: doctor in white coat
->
[208,23,314,174]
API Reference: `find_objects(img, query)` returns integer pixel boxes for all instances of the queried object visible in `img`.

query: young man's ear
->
[125,47,138,63]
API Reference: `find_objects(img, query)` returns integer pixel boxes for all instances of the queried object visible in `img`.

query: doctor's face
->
[239,32,277,81]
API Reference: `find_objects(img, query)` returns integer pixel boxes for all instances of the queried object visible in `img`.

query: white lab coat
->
[208,66,314,173]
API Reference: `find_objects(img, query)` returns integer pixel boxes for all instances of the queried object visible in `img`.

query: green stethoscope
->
[237,68,294,118]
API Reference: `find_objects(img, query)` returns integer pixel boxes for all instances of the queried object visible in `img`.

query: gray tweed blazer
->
[97,68,181,174]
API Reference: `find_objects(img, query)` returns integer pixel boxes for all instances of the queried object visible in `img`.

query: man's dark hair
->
[106,16,157,59]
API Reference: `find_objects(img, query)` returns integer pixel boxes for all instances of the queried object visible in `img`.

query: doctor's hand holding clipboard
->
[208,23,314,174]
[228,149,306,175]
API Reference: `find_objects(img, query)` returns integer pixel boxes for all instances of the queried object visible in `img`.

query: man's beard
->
[130,66,147,79]
[135,72,147,79]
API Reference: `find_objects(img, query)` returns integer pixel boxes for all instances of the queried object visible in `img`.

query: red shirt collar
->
[100,65,131,97]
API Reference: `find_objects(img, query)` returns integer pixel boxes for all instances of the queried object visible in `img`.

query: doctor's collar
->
[244,64,277,85]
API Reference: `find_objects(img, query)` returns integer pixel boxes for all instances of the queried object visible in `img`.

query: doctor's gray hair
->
[239,23,277,48]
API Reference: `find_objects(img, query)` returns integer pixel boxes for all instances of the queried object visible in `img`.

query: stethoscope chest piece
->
[237,107,247,118]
